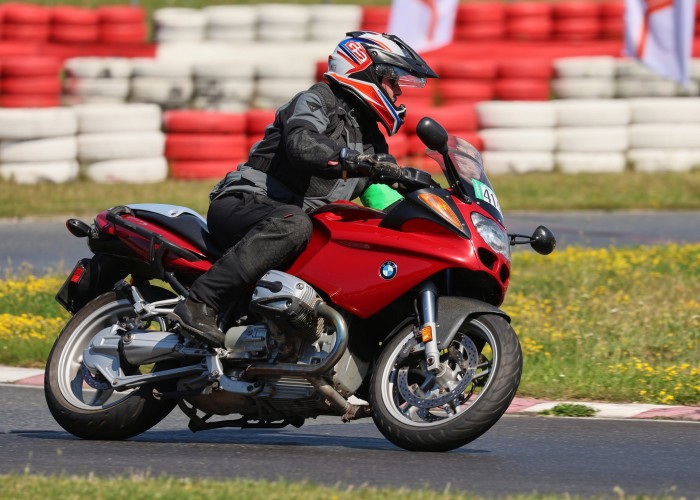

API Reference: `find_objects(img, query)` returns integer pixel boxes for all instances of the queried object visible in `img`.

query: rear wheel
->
[45,288,178,440]
[369,314,522,452]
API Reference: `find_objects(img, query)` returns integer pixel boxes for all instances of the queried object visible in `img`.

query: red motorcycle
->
[45,118,555,452]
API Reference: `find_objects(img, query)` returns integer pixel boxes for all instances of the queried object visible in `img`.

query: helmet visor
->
[376,64,426,89]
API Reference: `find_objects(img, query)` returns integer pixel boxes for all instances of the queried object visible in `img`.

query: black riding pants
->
[188,192,313,312]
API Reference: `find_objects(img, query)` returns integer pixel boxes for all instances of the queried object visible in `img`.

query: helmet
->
[325,31,438,136]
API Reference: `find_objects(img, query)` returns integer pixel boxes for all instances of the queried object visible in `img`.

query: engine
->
[222,271,325,361]
[184,271,368,419]
[248,270,325,341]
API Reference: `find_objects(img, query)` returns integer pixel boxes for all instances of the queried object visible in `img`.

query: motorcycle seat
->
[129,206,224,260]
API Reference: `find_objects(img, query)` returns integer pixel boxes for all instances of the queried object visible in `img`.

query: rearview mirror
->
[530,225,556,255]
[416,117,448,154]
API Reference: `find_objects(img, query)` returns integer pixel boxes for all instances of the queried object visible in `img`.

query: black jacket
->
[210,81,389,212]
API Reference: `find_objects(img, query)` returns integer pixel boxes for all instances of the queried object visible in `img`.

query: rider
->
[174,31,438,347]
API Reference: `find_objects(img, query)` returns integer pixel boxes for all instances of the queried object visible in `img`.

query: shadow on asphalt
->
[9,428,491,454]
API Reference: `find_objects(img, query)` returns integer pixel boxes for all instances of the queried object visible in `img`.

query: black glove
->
[340,148,401,181]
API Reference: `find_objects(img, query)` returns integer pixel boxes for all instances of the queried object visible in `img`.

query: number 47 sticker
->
[472,179,502,215]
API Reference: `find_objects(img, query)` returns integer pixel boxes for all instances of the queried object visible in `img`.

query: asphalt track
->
[1,385,699,497]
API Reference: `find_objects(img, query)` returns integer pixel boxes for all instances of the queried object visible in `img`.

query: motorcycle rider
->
[174,31,438,347]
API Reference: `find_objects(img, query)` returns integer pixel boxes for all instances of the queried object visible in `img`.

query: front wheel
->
[45,289,178,440]
[369,314,522,452]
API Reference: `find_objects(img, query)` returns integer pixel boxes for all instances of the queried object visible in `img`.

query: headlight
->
[470,212,511,262]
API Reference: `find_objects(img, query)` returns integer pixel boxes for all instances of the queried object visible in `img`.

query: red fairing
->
[94,211,213,273]
[287,197,509,318]
[93,193,510,318]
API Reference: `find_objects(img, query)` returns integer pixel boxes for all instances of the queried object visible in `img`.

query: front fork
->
[419,282,441,372]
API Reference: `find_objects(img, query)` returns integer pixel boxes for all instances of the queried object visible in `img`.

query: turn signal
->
[418,193,462,230]
[421,325,433,343]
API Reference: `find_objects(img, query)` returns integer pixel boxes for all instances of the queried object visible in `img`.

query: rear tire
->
[45,288,178,440]
[369,314,522,452]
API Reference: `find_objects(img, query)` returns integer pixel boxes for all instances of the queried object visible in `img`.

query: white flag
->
[624,0,696,84]
[387,0,458,53]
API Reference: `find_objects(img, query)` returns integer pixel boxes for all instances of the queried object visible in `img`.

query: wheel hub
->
[396,335,478,409]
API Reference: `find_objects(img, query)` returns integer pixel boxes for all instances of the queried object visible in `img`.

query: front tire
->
[369,314,522,452]
[45,289,178,440]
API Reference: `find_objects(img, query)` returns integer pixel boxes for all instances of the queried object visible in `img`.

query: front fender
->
[435,296,510,349]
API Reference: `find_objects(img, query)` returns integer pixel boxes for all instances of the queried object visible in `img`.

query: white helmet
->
[325,31,438,136]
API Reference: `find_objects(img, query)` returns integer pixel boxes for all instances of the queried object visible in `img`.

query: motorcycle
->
[45,117,555,452]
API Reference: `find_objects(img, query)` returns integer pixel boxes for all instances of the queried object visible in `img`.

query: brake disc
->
[396,334,478,409]
[81,363,111,390]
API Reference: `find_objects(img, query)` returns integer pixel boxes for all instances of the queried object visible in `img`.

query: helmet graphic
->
[325,31,438,136]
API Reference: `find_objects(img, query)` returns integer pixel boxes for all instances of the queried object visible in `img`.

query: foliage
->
[539,403,597,417]
[506,244,700,405]
[0,474,684,500]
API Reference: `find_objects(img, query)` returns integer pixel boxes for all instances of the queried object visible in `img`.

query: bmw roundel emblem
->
[380,261,398,280]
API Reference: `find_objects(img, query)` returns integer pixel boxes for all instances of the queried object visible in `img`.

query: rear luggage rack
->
[106,205,205,296]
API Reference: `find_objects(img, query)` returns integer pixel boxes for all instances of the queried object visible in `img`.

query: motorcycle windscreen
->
[427,136,504,226]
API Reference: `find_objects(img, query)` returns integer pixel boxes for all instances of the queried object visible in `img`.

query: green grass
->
[3,171,700,219]
[539,403,597,417]
[505,244,700,406]
[0,474,681,500]
[2,244,699,405]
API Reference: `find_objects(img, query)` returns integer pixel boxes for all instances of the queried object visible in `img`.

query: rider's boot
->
[174,297,225,348]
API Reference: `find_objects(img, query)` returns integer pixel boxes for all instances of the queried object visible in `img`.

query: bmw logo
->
[380,261,398,280]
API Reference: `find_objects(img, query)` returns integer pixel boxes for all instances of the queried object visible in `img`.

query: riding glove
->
[339,148,402,182]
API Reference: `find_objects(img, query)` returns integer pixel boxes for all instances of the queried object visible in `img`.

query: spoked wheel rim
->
[380,319,498,427]
[56,298,146,411]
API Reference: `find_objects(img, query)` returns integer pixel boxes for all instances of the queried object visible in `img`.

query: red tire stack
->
[399,81,437,108]
[164,110,248,180]
[506,2,552,41]
[385,129,409,165]
[600,1,624,40]
[0,56,62,107]
[552,2,601,42]
[246,109,276,151]
[437,59,495,105]
[361,6,390,33]
[2,3,50,43]
[96,5,148,45]
[495,58,553,100]
[403,104,481,173]
[50,6,98,45]
[454,2,505,41]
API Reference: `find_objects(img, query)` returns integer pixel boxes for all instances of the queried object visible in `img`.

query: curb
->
[3,365,698,422]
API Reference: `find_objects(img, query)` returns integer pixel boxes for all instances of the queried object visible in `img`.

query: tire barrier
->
[63,57,132,105]
[50,6,98,44]
[203,5,258,42]
[1,2,700,182]
[0,107,78,183]
[191,58,256,111]
[475,98,700,175]
[74,103,161,133]
[74,103,166,184]
[97,5,148,45]
[85,157,168,184]
[2,3,51,43]
[153,8,207,44]
[164,110,247,180]
[309,5,363,42]
[0,55,62,107]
